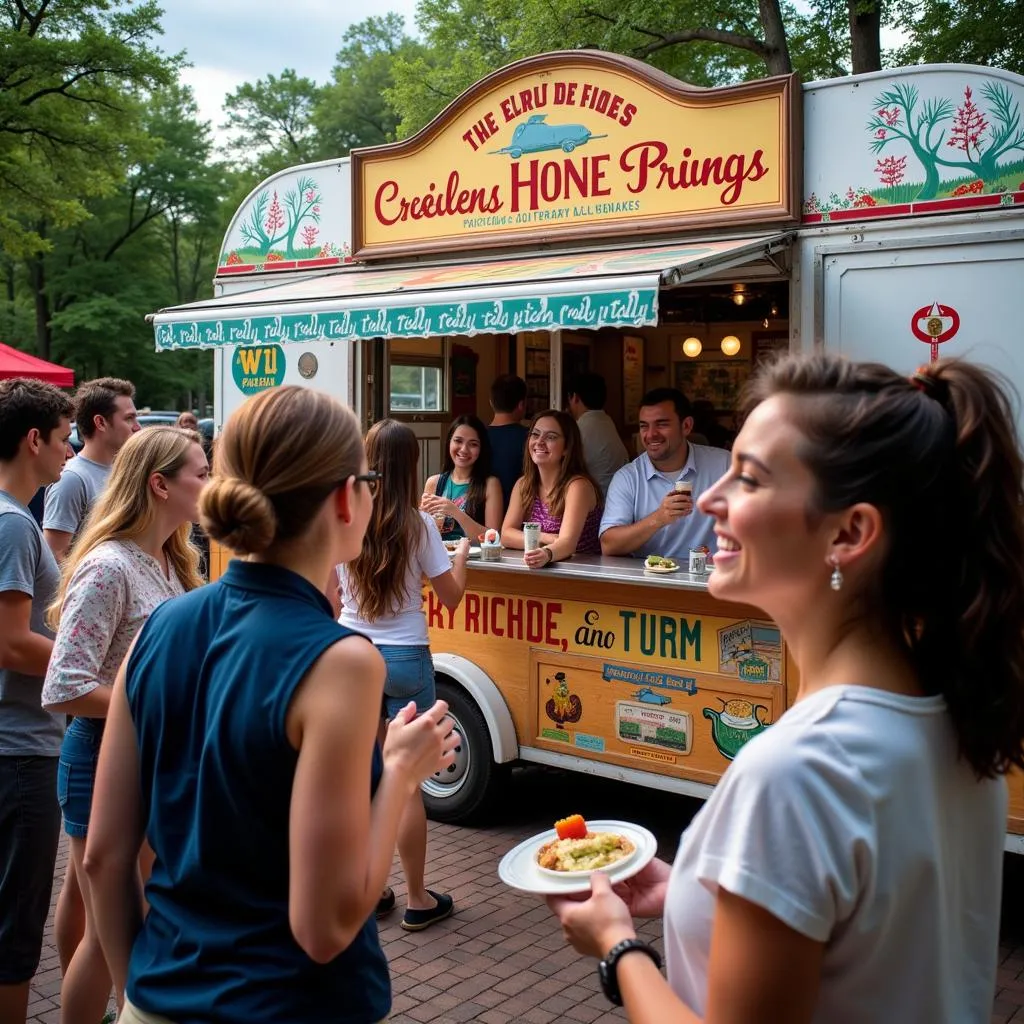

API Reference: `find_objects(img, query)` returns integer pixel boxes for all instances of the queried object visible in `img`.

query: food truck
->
[150,51,1024,846]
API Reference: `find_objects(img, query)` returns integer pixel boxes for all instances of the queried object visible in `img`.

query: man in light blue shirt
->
[600,388,730,560]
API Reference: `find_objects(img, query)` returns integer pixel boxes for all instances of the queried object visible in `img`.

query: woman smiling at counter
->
[501,410,602,568]
[548,353,1024,1024]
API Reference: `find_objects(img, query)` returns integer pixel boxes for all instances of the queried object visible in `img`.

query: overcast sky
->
[157,1,905,144]
[157,1,420,139]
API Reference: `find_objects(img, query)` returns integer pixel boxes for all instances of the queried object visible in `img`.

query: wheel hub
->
[422,712,470,798]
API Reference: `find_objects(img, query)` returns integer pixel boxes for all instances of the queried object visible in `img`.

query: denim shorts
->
[57,716,105,839]
[378,645,436,720]
[0,755,61,983]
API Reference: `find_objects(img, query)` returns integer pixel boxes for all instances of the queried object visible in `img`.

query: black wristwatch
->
[598,938,663,1006]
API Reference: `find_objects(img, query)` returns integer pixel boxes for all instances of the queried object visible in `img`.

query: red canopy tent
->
[0,342,74,387]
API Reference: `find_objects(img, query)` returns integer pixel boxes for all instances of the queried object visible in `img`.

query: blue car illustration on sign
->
[632,687,672,706]
[493,114,607,159]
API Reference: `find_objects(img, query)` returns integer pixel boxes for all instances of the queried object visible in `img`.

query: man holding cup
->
[599,388,730,562]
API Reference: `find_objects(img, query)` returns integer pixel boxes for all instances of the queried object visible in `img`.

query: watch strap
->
[599,938,663,1006]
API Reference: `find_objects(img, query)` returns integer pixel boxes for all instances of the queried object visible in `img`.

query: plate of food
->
[497,815,657,895]
[643,554,679,574]
[443,540,481,558]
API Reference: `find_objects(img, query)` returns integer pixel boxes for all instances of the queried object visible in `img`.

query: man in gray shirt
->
[0,377,73,1024]
[43,376,139,563]
[567,372,629,499]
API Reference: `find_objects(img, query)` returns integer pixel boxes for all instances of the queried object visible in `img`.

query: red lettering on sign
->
[526,600,543,643]
[619,141,768,206]
[489,596,505,638]
[427,591,445,629]
[373,172,503,226]
[510,155,614,212]
[465,592,481,633]
[545,602,562,646]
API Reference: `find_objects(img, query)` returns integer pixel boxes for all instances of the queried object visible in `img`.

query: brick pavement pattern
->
[29,801,1024,1023]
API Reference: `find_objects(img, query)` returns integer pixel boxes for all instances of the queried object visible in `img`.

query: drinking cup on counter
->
[523,522,541,551]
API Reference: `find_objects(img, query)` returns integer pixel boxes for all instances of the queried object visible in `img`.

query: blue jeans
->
[378,645,436,720]
[57,716,104,838]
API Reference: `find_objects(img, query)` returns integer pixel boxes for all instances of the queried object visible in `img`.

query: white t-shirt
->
[664,685,1005,1023]
[338,510,452,645]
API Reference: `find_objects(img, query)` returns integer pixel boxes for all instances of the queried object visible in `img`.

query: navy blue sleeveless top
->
[124,560,389,1024]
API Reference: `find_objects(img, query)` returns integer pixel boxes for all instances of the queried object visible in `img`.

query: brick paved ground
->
[28,766,1024,1023]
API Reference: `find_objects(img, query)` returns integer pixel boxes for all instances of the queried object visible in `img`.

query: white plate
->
[643,563,680,574]
[497,819,658,895]
[445,546,482,559]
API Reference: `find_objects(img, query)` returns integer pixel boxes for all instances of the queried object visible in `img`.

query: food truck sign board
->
[351,51,801,259]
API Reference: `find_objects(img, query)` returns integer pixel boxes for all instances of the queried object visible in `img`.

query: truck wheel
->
[422,678,506,824]
[509,147,522,159]
[562,140,576,153]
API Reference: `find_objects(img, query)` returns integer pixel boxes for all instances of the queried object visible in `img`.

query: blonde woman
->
[42,427,208,1024]
[84,389,457,1024]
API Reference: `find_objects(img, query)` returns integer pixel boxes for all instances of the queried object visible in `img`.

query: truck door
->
[819,230,1024,436]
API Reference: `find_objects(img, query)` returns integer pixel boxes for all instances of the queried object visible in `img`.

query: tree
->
[222,69,323,167]
[0,0,177,257]
[313,14,430,154]
[891,0,1024,76]
[387,0,881,137]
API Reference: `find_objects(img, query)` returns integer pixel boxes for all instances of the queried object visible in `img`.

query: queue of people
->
[1,349,1023,1024]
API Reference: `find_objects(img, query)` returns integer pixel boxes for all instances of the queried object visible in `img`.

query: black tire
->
[422,677,508,824]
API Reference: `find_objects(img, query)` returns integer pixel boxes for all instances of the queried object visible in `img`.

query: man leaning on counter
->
[599,388,730,560]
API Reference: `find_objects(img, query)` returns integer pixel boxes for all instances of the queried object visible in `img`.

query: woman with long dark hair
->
[548,353,1024,1024]
[85,389,458,1023]
[502,409,602,567]
[421,414,502,541]
[341,419,470,931]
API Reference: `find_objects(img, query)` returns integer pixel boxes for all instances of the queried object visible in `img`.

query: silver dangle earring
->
[829,557,843,592]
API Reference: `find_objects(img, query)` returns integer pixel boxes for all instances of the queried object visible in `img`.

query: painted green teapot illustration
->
[703,698,770,761]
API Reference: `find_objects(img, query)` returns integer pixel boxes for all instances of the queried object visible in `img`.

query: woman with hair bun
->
[548,353,1024,1024]
[84,387,459,1024]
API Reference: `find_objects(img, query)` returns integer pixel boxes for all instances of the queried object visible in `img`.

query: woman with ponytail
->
[42,426,207,1024]
[548,352,1024,1024]
[83,389,458,1024]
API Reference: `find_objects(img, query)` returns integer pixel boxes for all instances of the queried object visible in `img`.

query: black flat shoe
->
[401,890,454,931]
[375,886,396,919]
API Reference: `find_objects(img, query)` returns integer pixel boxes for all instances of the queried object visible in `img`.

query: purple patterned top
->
[528,495,602,554]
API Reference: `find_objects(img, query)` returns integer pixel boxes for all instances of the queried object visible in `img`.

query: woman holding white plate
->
[547,352,1024,1024]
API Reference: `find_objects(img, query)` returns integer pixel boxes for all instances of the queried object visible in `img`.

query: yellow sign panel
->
[427,590,783,684]
[352,51,800,258]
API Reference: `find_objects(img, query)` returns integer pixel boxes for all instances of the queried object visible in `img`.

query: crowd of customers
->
[2,351,1024,1024]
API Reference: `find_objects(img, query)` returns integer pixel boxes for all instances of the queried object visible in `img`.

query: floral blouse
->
[42,540,185,707]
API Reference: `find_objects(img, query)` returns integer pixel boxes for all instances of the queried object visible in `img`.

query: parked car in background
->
[68,413,213,454]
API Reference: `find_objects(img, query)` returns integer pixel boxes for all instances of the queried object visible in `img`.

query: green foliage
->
[222,69,323,166]
[0,0,178,256]
[314,14,429,153]
[891,0,1024,75]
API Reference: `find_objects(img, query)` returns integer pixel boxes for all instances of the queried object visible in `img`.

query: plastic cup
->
[523,522,541,551]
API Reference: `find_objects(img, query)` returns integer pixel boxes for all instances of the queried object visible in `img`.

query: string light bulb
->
[682,336,703,358]
[720,335,741,357]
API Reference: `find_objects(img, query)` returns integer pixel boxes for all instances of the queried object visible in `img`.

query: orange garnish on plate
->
[554,814,588,840]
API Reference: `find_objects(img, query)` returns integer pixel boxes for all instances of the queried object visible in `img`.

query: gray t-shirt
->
[43,454,111,539]
[0,491,64,756]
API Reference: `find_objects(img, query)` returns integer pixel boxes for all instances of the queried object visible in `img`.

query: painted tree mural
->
[239,176,323,258]
[868,81,1024,199]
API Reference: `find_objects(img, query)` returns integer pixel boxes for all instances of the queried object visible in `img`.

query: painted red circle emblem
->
[911,303,960,344]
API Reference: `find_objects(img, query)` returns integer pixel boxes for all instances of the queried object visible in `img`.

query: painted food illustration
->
[546,671,582,728]
[703,698,770,760]
[537,815,636,873]
[495,114,607,159]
